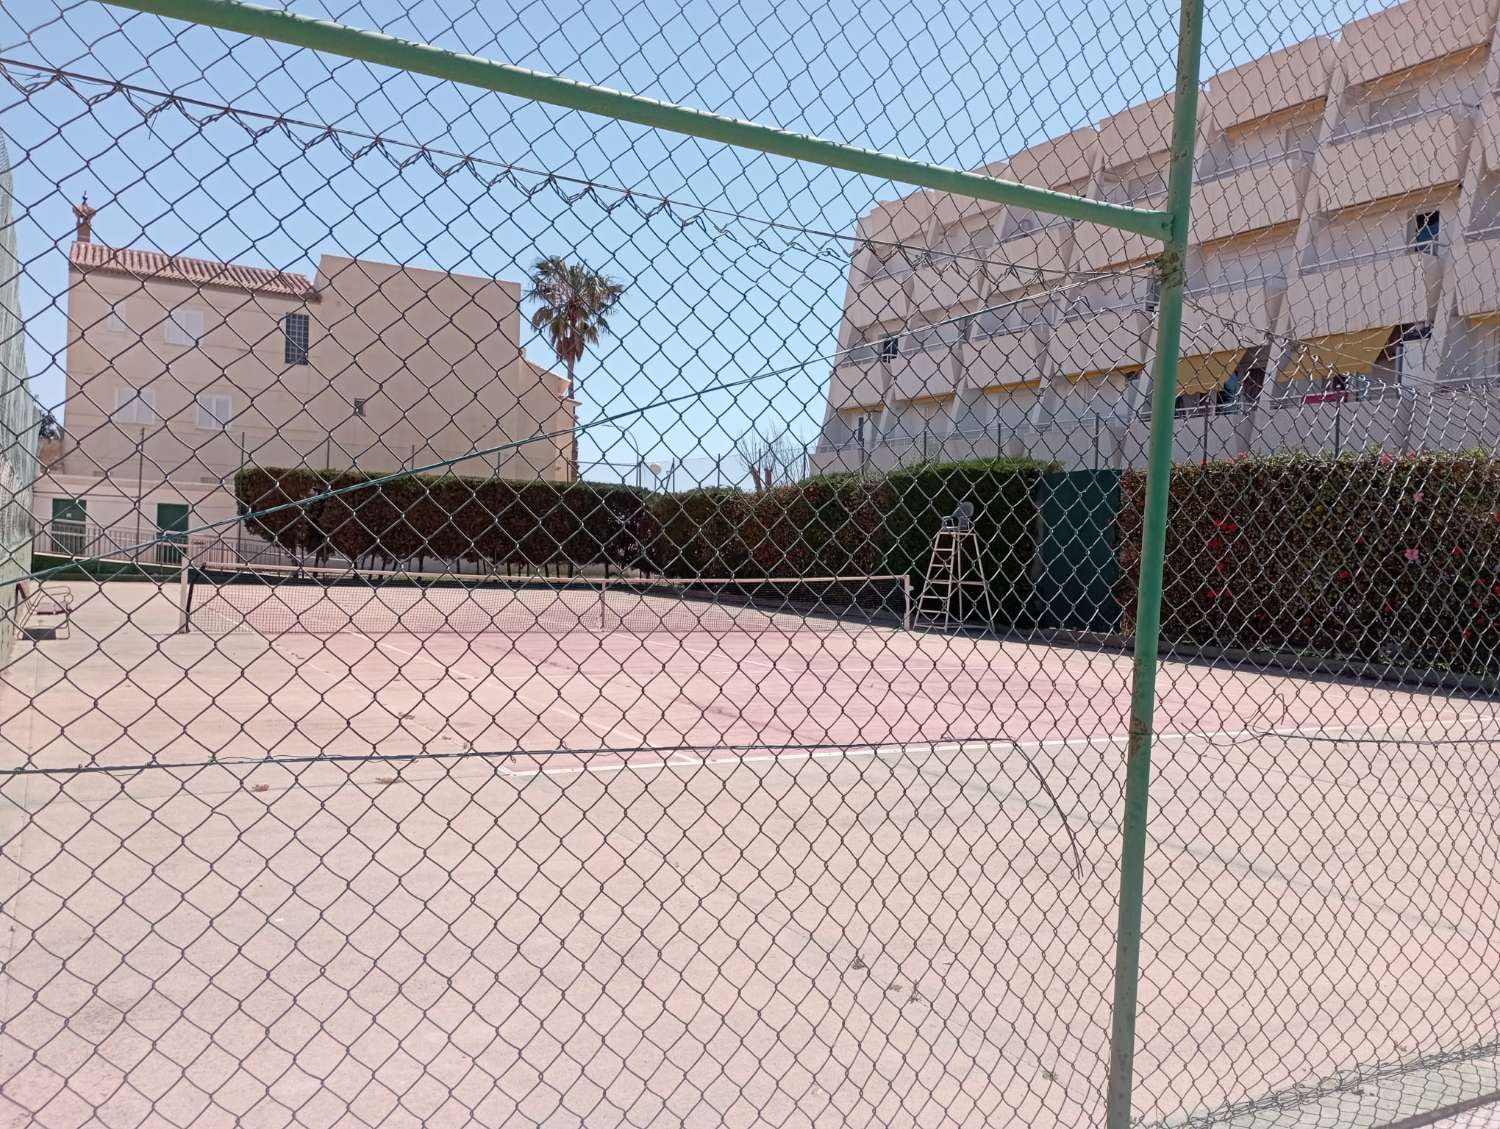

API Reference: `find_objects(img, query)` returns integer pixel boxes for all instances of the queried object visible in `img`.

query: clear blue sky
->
[2,0,1377,480]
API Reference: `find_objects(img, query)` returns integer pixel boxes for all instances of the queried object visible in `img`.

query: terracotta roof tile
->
[69,242,316,299]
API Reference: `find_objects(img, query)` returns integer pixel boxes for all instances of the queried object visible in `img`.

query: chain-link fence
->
[2,0,1500,1126]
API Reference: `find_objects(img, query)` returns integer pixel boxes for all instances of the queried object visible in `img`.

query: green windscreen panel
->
[1034,469,1122,633]
[156,502,190,565]
[49,497,87,557]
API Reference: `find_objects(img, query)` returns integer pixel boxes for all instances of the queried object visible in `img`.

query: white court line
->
[671,638,979,680]
[489,718,1401,784]
[368,635,475,681]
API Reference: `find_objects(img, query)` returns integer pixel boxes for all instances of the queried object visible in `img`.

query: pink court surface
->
[2,579,1499,1128]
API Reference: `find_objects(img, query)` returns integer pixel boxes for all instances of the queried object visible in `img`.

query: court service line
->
[367,635,475,681]
[671,638,981,680]
[489,718,1396,784]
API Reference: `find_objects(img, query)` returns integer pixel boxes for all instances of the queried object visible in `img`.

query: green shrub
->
[1118,450,1500,676]
[882,458,1051,625]
[234,469,651,570]
[647,459,1049,624]
[235,458,1052,628]
[644,488,752,578]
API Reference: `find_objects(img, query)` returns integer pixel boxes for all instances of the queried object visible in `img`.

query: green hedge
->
[237,459,1050,625]
[1118,451,1500,676]
[882,458,1049,626]
[643,458,1050,622]
[234,469,652,569]
[643,487,755,578]
[644,476,890,580]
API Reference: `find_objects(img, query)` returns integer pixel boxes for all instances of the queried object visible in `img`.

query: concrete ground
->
[0,579,1497,1128]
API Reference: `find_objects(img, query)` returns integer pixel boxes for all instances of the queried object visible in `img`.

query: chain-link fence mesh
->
[2,0,1499,1126]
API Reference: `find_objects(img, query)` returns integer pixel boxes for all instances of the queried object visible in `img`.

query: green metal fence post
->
[1103,0,1204,1126]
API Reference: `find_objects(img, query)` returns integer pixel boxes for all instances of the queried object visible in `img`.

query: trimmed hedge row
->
[642,458,1050,619]
[236,458,1052,619]
[1117,451,1500,676]
[234,469,651,569]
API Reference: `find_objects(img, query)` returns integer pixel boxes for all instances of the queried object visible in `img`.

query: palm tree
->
[525,256,626,404]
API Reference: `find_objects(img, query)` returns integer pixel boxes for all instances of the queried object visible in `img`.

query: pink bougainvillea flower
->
[1379,453,1395,465]
[1382,603,1395,614]
[1403,548,1421,563]
[1412,491,1424,503]
[1336,569,1351,581]
[1454,547,1464,557]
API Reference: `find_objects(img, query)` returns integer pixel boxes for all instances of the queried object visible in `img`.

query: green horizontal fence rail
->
[98,0,1173,241]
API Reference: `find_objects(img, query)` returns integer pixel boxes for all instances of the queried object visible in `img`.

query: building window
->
[284,313,310,365]
[196,393,233,430]
[1393,324,1432,381]
[165,307,204,345]
[878,336,899,362]
[105,299,128,334]
[1412,210,1441,253]
[114,385,157,424]
[352,398,366,418]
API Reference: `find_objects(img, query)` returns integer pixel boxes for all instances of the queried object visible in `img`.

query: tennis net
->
[178,560,912,637]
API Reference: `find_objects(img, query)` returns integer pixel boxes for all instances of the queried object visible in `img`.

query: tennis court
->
[2,578,1497,1127]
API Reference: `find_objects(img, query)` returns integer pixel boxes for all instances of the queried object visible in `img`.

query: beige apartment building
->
[40,205,572,557]
[815,0,1500,472]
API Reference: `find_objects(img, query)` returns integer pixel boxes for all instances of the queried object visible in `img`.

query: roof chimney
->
[73,196,96,244]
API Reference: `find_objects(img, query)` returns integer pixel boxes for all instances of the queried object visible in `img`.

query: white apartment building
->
[815,0,1500,472]
[40,204,574,558]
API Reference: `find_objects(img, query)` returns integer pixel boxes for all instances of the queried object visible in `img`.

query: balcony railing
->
[899,326,965,356]
[970,296,1057,339]
[1053,291,1157,325]
[840,342,885,364]
[1463,223,1500,242]
[1305,239,1444,271]
[1195,147,1312,184]
[1099,176,1168,205]
[1185,271,1287,298]
[1436,371,1500,393]
[1326,100,1477,145]
[1000,214,1071,243]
